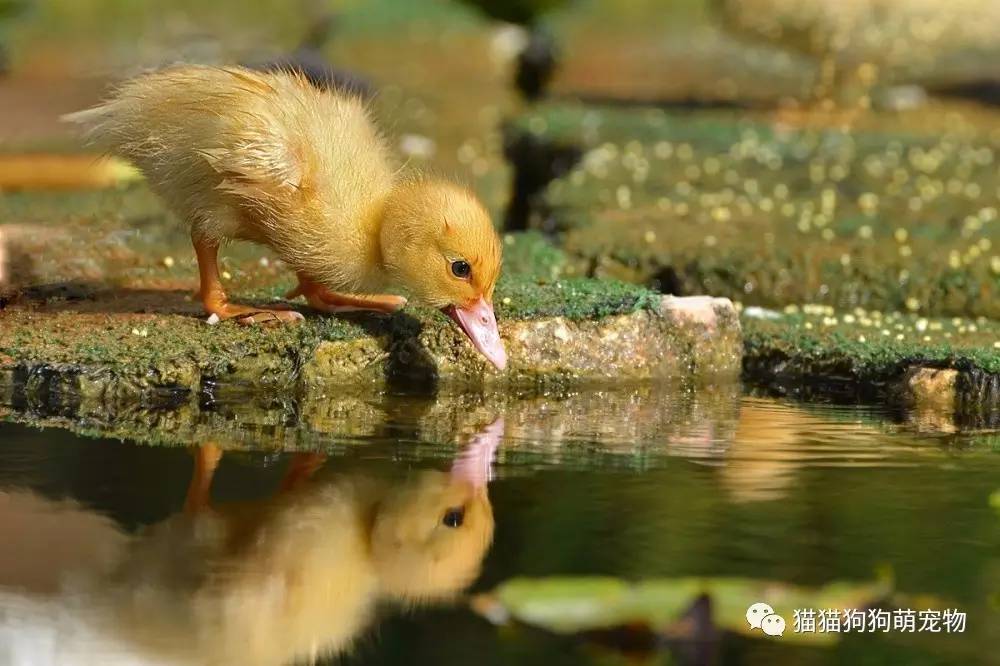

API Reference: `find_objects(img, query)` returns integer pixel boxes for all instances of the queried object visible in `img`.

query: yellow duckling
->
[65,65,507,369]
[0,419,504,666]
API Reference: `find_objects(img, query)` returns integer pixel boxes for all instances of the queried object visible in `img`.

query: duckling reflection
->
[0,418,502,666]
[721,399,890,503]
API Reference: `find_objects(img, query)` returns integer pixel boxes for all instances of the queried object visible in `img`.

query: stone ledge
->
[741,308,1000,427]
[0,295,742,411]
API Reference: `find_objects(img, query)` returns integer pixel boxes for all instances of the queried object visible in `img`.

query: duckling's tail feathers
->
[60,105,108,126]
[60,101,126,144]
[63,67,311,192]
[61,94,144,158]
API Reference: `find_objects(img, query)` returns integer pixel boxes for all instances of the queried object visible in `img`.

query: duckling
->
[65,65,507,369]
[0,419,503,666]
[112,458,495,665]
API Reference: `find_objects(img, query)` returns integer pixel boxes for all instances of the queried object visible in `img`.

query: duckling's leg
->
[184,443,223,513]
[193,233,304,325]
[278,452,328,493]
[287,274,406,314]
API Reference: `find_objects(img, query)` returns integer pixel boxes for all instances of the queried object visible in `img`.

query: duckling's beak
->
[443,296,508,370]
[451,417,505,489]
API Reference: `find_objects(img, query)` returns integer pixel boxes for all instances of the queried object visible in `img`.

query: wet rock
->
[301,336,389,390]
[898,366,963,431]
[0,176,740,407]
[901,366,957,412]
[0,293,742,410]
[955,367,1000,429]
[743,307,1000,422]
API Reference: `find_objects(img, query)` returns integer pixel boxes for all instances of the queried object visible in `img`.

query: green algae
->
[495,274,658,321]
[742,306,1000,386]
[509,102,1000,319]
[0,273,660,369]
[510,104,765,151]
[498,230,569,281]
[0,307,368,376]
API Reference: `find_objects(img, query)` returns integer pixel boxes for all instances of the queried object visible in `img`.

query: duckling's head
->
[369,470,494,603]
[380,180,507,370]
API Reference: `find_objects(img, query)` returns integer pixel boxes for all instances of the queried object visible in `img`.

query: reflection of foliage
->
[473,575,891,645]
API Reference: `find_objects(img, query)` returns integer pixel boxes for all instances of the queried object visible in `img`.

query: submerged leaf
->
[473,575,893,646]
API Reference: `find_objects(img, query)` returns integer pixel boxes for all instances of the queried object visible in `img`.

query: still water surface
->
[0,387,997,665]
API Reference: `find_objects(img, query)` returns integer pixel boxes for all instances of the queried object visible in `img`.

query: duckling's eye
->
[450,260,472,279]
[442,507,465,528]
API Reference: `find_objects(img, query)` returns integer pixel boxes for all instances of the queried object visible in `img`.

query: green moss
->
[510,102,1000,319]
[509,104,765,152]
[499,231,569,281]
[0,308,370,377]
[742,306,1000,381]
[491,219,659,321]
[495,275,658,320]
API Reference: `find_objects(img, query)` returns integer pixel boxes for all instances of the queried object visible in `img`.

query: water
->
[0,386,997,665]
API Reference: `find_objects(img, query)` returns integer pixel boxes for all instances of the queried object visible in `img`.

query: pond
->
[0,385,996,665]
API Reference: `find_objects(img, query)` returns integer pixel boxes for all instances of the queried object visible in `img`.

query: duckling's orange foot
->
[184,443,223,514]
[288,278,406,314]
[208,302,305,326]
